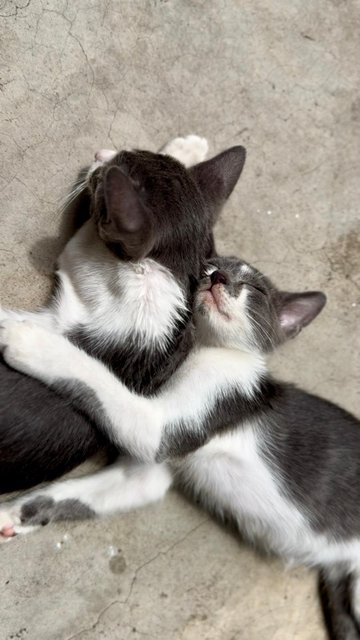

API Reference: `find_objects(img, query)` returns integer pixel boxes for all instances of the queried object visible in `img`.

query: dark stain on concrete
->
[325,228,360,283]
[109,554,127,574]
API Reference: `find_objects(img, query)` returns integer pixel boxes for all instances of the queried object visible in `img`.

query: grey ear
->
[190,146,246,211]
[102,166,154,260]
[277,291,327,339]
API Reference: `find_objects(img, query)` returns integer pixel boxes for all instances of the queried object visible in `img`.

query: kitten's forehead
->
[239,263,253,276]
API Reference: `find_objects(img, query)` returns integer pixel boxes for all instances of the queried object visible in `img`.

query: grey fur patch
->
[158,378,277,460]
[52,499,96,521]
[20,495,95,525]
[260,385,360,538]
[21,496,54,526]
[55,379,131,455]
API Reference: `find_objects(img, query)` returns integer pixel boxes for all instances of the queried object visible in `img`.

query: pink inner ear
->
[279,311,296,330]
[278,292,326,338]
[279,299,309,333]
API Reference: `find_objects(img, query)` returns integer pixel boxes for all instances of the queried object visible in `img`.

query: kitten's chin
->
[195,306,252,351]
[197,290,231,321]
[195,306,232,349]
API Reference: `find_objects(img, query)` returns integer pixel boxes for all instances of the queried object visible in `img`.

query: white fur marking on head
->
[240,264,253,276]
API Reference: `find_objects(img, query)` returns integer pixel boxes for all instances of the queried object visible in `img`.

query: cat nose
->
[211,270,228,286]
[94,149,117,162]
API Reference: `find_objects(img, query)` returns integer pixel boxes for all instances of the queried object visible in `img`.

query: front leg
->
[0,320,264,461]
[0,319,80,383]
[0,319,164,460]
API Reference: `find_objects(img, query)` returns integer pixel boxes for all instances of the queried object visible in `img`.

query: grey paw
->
[20,495,95,526]
[21,496,55,526]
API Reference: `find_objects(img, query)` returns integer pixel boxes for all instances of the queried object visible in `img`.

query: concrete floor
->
[0,0,359,638]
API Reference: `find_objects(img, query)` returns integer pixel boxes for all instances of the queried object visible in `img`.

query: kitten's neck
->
[58,220,191,348]
[56,220,197,394]
[196,332,267,362]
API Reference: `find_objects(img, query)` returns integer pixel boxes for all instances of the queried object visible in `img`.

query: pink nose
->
[94,149,117,162]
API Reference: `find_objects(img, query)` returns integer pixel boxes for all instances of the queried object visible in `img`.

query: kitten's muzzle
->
[197,272,230,319]
[198,270,228,292]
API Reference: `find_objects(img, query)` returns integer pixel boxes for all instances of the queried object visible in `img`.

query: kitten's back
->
[0,359,108,491]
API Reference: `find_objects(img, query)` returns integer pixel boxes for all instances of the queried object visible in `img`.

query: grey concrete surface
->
[0,0,359,638]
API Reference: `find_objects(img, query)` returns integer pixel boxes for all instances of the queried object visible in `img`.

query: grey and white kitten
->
[2,256,359,637]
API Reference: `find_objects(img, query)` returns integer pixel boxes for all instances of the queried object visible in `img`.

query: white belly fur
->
[174,424,360,570]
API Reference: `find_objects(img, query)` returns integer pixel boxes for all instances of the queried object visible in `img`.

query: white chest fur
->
[53,221,187,349]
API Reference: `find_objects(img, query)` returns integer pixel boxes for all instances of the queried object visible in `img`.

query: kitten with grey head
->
[1,256,358,637]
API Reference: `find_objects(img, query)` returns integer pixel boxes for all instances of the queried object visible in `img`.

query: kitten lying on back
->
[1,257,359,637]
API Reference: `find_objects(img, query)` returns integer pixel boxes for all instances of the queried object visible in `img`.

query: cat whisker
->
[60,180,87,211]
[248,310,274,347]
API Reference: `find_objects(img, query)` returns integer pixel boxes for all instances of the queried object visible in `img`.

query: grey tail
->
[318,569,360,640]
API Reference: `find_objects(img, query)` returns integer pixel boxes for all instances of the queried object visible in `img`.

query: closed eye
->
[242,282,267,295]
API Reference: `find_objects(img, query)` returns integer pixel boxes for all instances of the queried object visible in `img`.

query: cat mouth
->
[198,284,230,320]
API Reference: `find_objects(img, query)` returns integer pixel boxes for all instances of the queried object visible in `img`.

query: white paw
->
[94,149,117,163]
[161,135,209,167]
[0,320,65,382]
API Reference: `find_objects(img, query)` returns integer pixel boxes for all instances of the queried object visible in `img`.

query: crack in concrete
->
[0,0,31,19]
[64,599,122,640]
[121,518,208,608]
[63,519,208,640]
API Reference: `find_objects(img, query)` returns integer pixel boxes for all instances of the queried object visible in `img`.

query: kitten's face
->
[195,257,326,353]
[195,257,279,351]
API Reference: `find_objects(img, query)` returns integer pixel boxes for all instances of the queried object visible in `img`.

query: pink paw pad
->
[1,525,15,538]
[0,511,18,538]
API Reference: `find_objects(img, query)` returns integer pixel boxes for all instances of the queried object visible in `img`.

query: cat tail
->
[318,567,360,640]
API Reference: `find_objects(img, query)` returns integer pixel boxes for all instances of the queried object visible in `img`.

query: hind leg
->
[160,134,208,167]
[0,460,172,539]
